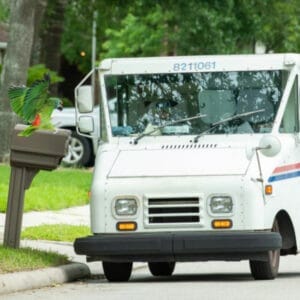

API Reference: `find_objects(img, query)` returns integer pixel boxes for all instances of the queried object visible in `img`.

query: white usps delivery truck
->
[74,53,300,282]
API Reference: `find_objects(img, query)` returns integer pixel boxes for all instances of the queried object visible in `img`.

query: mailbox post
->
[3,124,70,248]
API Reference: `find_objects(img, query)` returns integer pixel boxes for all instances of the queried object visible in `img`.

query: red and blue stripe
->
[268,163,300,182]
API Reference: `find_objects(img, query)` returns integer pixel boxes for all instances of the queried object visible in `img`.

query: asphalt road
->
[3,254,300,300]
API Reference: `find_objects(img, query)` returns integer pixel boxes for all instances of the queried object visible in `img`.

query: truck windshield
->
[104,70,287,137]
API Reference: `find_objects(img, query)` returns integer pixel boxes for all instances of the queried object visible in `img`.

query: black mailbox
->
[4,124,71,248]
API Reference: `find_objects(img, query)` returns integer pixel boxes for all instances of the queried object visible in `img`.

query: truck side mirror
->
[77,85,93,113]
[246,135,281,160]
[78,116,94,133]
[258,135,281,157]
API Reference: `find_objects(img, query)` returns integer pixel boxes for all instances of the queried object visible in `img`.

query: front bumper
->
[74,231,282,262]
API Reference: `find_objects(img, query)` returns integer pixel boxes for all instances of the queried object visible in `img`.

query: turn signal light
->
[265,185,273,195]
[212,219,232,229]
[117,222,137,231]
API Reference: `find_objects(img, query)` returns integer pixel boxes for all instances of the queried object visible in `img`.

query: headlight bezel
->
[113,197,139,217]
[208,195,234,216]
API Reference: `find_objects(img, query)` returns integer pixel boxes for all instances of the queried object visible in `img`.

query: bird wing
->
[40,97,61,126]
[41,98,59,119]
[23,77,50,122]
[8,86,29,120]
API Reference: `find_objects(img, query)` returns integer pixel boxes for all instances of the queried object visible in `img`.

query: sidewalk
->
[0,205,102,295]
[0,205,90,239]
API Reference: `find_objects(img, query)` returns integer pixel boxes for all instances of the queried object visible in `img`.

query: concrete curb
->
[0,262,90,295]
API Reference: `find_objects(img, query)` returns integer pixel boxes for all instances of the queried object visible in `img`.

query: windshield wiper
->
[133,114,206,144]
[193,109,265,143]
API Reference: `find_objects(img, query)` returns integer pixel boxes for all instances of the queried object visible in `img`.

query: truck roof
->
[99,53,299,75]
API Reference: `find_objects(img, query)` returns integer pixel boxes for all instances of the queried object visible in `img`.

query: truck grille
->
[145,197,201,226]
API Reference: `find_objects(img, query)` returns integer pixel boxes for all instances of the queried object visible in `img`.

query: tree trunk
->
[0,0,37,162]
[30,0,48,65]
[40,0,68,94]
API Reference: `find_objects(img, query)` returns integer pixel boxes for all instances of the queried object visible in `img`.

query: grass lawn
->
[0,164,92,212]
[21,224,91,242]
[0,165,91,275]
[0,246,69,274]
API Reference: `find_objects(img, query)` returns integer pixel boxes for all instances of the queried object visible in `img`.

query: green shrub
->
[27,64,64,85]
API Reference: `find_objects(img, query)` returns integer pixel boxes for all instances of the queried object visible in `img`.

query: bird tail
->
[18,126,38,137]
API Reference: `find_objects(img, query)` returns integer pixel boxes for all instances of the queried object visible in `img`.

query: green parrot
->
[8,74,63,136]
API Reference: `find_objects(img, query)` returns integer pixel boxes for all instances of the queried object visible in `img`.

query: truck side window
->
[280,76,299,133]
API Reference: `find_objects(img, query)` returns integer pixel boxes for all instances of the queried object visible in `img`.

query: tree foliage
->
[59,0,300,73]
[255,0,300,52]
[0,0,9,22]
[2,0,299,74]
[61,0,131,71]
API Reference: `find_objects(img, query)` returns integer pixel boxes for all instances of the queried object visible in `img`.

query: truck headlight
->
[115,199,138,216]
[209,196,233,214]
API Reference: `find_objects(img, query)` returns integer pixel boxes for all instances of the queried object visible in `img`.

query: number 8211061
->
[173,61,216,72]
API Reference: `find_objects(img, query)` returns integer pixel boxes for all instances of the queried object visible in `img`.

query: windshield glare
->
[105,70,287,137]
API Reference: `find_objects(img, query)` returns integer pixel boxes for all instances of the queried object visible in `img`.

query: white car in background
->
[51,106,99,167]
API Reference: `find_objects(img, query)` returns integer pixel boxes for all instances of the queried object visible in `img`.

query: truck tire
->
[148,262,175,276]
[249,220,280,280]
[102,261,132,282]
[62,131,93,167]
